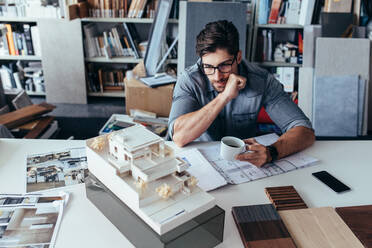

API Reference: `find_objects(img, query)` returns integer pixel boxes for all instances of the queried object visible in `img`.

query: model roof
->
[111,125,163,151]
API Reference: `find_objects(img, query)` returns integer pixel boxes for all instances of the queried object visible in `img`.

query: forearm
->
[173,94,229,147]
[273,126,315,159]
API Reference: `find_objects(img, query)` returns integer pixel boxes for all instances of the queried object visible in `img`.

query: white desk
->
[0,139,371,248]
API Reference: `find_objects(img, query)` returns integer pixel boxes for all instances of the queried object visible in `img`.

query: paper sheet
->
[179,133,319,190]
[178,148,227,191]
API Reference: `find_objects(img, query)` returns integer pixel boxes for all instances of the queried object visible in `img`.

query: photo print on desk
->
[26,147,88,192]
[0,192,68,248]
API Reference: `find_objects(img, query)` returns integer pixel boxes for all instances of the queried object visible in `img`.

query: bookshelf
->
[82,17,178,98]
[0,0,179,103]
[0,18,46,97]
[247,0,308,108]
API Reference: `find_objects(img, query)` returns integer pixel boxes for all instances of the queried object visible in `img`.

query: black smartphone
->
[312,171,351,193]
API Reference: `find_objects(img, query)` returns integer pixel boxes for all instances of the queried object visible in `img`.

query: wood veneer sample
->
[0,103,55,129]
[279,207,364,248]
[232,204,296,248]
[24,116,54,139]
[336,205,372,248]
[265,186,308,210]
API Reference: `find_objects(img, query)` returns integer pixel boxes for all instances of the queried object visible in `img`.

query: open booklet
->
[0,192,69,248]
[178,133,319,191]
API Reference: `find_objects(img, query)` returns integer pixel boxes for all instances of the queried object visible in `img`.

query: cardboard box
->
[125,78,174,117]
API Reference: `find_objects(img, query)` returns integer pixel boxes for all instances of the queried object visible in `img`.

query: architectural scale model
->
[86,124,215,235]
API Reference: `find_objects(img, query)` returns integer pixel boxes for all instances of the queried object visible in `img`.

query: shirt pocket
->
[232,113,257,130]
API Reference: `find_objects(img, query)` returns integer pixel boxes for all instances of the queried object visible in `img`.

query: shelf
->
[85,56,141,63]
[168,59,178,64]
[85,56,178,64]
[254,62,302,67]
[88,91,125,97]
[4,89,46,96]
[0,17,38,22]
[0,55,41,61]
[81,18,178,24]
[257,24,303,29]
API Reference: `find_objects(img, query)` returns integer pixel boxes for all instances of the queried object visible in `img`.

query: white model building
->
[86,124,215,235]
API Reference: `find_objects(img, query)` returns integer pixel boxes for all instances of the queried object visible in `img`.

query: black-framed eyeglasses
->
[201,56,236,75]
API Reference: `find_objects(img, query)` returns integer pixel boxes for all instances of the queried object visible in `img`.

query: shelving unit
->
[249,0,304,65]
[82,17,178,98]
[0,18,47,97]
[247,0,305,102]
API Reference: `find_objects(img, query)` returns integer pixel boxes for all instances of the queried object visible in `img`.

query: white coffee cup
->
[220,136,246,161]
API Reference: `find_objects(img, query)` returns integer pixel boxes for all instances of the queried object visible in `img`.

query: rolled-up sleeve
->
[168,72,201,139]
[263,74,313,132]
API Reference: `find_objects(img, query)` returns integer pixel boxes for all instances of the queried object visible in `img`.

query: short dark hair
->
[196,20,239,58]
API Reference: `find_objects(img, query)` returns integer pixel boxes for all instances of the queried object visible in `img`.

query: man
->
[168,20,315,167]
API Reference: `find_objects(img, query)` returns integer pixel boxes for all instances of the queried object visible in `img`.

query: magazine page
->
[0,192,68,248]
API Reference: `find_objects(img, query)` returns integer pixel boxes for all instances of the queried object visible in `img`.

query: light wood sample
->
[279,207,364,248]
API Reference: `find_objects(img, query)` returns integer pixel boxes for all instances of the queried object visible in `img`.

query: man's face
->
[201,48,241,92]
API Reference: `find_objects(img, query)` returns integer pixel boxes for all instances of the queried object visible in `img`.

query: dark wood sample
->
[24,116,54,139]
[232,204,296,248]
[265,186,308,210]
[336,205,372,248]
[0,103,55,129]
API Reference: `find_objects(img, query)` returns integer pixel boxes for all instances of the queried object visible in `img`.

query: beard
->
[211,77,229,92]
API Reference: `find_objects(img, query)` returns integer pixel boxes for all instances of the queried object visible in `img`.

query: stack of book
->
[0,0,62,18]
[83,0,158,18]
[1,61,44,94]
[0,23,40,56]
[259,0,315,25]
[86,63,132,93]
[83,23,141,59]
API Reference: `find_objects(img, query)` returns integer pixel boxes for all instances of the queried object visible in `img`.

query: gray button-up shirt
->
[168,60,312,141]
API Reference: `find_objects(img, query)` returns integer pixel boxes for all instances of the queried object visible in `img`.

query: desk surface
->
[0,138,371,248]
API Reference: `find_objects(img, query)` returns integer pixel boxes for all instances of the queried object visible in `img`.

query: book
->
[285,0,301,24]
[0,24,9,55]
[122,23,140,58]
[30,26,41,56]
[5,24,16,55]
[298,0,315,26]
[268,0,282,24]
